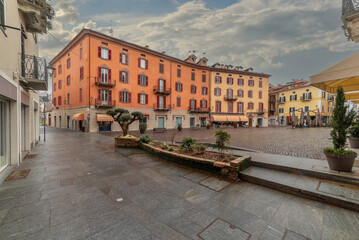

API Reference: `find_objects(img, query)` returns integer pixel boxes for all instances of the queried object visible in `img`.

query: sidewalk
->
[0,127,358,239]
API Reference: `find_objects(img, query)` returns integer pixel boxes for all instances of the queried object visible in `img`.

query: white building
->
[0,0,52,172]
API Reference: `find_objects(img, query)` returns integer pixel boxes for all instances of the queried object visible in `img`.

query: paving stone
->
[199,218,250,240]
[259,224,286,240]
[284,230,308,240]
[199,177,230,191]
[183,172,210,182]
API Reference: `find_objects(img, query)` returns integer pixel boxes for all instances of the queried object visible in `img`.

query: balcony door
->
[159,79,165,92]
[190,99,196,110]
[158,96,164,109]
[102,90,108,105]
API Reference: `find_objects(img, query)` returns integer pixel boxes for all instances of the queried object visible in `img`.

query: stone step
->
[251,160,359,187]
[240,167,359,212]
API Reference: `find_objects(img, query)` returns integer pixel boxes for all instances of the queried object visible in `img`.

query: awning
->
[227,116,240,122]
[310,51,359,94]
[96,114,114,122]
[239,116,249,122]
[211,115,240,122]
[72,113,84,121]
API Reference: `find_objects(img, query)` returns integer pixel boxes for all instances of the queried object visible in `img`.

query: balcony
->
[17,0,52,34]
[224,95,238,101]
[188,106,210,113]
[20,54,48,90]
[279,100,286,104]
[95,78,116,87]
[342,0,359,43]
[95,99,116,108]
[328,96,334,102]
[153,104,170,111]
[300,96,312,101]
[257,109,266,114]
[153,86,171,95]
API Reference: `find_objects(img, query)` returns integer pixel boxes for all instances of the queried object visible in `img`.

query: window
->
[191,72,195,81]
[302,92,312,100]
[58,96,62,105]
[120,71,129,83]
[304,106,309,112]
[289,107,296,113]
[237,90,243,97]
[201,100,207,108]
[214,88,221,96]
[66,75,70,86]
[259,91,262,99]
[79,88,83,103]
[248,90,253,98]
[190,99,196,109]
[215,101,221,113]
[139,58,148,69]
[159,63,164,74]
[138,75,148,86]
[176,82,183,92]
[227,89,233,98]
[176,96,181,107]
[279,108,284,113]
[202,87,208,95]
[228,102,233,113]
[58,65,62,75]
[67,93,70,105]
[202,74,206,83]
[58,80,62,89]
[101,68,108,83]
[279,96,286,103]
[248,102,254,110]
[67,58,71,69]
[238,79,244,86]
[98,47,111,60]
[53,83,57,91]
[80,67,84,80]
[191,85,196,94]
[227,77,233,85]
[0,0,5,27]
[53,98,57,106]
[238,102,243,113]
[120,91,131,103]
[177,68,181,78]
[138,93,148,105]
[258,102,264,111]
[215,76,222,84]
[259,80,263,88]
[248,80,254,87]
[322,91,326,98]
[53,68,56,78]
[79,48,83,60]
[120,53,128,65]
[290,94,297,101]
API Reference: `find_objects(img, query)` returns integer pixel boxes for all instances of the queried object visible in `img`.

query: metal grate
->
[5,169,31,181]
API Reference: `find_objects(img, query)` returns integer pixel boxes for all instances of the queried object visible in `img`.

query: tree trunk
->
[122,125,128,136]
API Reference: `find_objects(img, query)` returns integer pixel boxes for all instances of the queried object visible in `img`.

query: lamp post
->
[43,105,46,141]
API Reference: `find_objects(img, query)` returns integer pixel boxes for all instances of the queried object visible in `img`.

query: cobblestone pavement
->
[105,126,333,160]
[0,127,358,239]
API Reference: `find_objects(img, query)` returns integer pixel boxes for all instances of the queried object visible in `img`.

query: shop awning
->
[227,116,240,122]
[239,116,249,122]
[96,114,114,122]
[211,115,228,122]
[310,51,359,94]
[72,113,84,121]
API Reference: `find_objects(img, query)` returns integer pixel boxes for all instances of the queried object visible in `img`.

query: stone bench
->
[153,128,166,133]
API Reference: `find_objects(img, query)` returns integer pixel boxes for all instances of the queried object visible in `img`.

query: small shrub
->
[168,146,174,152]
[139,122,147,134]
[177,124,182,132]
[161,143,169,150]
[212,129,231,155]
[349,122,359,138]
[324,147,356,155]
[178,145,189,153]
[180,137,197,152]
[139,135,152,144]
[193,143,206,153]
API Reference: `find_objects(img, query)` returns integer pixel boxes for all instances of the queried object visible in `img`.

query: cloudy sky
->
[40,0,359,85]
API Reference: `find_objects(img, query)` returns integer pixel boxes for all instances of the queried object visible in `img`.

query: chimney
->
[145,45,149,48]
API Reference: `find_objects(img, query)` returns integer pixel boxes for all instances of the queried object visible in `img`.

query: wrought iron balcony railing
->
[95,99,116,108]
[224,95,238,101]
[188,106,210,113]
[153,104,171,111]
[257,109,266,114]
[21,54,48,90]
[300,96,312,101]
[95,78,116,87]
[153,86,171,95]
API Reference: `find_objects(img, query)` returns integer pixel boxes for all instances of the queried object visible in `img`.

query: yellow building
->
[210,66,270,127]
[272,80,334,126]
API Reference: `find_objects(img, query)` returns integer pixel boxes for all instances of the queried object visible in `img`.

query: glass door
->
[175,117,182,128]
[0,101,9,171]
[158,96,164,109]
[159,79,164,92]
[158,117,165,128]
[102,90,108,105]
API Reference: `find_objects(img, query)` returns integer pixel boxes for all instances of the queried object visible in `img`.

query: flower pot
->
[349,137,359,149]
[139,129,146,134]
[323,150,357,172]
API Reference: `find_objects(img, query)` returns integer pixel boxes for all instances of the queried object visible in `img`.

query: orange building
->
[50,29,270,132]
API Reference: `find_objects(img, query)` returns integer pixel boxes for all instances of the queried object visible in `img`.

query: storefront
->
[97,114,113,132]
[0,99,10,172]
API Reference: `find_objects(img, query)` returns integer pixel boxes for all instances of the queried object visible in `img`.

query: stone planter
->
[349,137,359,149]
[114,136,139,148]
[324,150,357,172]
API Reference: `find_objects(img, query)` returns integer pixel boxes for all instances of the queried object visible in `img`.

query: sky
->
[40,0,359,86]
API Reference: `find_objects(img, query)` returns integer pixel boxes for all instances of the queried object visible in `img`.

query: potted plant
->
[349,122,359,148]
[206,123,211,129]
[177,124,182,132]
[324,87,357,172]
[256,124,260,128]
[139,122,147,134]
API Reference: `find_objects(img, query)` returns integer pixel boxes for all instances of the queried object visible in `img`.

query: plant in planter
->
[206,123,211,129]
[349,122,359,148]
[107,108,144,136]
[324,86,357,172]
[212,129,231,156]
[139,122,147,134]
[177,124,182,132]
[180,137,197,153]
[139,135,152,144]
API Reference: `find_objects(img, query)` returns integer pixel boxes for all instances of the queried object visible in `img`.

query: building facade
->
[0,0,51,172]
[270,80,334,126]
[50,29,270,132]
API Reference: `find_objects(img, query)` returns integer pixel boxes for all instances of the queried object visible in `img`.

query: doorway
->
[190,117,195,128]
[0,100,9,171]
[158,116,165,128]
[175,117,183,128]
[257,118,262,127]
[200,117,207,127]
[67,115,70,128]
[248,118,253,127]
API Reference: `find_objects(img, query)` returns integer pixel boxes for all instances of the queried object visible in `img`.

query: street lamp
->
[43,105,46,141]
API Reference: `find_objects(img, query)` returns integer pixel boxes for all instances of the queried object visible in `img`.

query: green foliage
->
[177,124,182,131]
[324,147,356,155]
[161,143,169,150]
[192,143,206,153]
[349,122,359,138]
[107,108,144,136]
[168,147,174,152]
[212,129,231,155]
[330,87,356,150]
[139,122,147,133]
[139,135,152,144]
[180,137,197,152]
